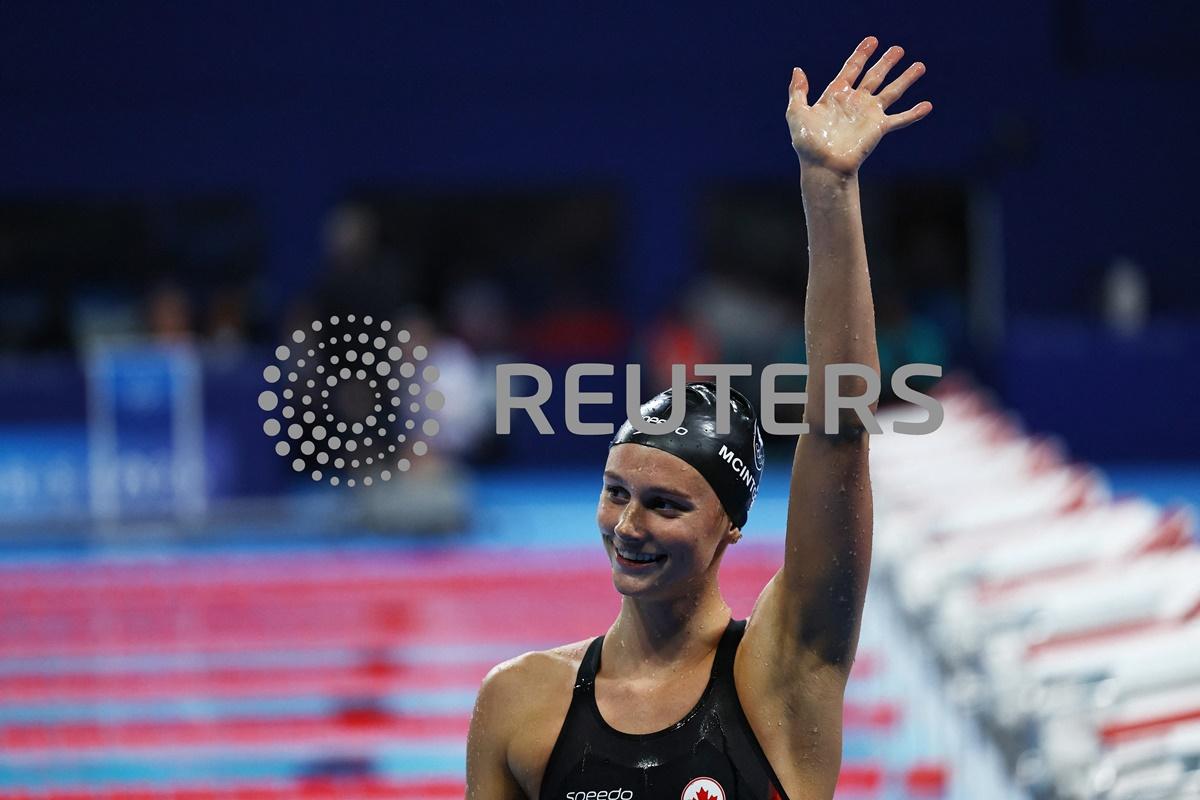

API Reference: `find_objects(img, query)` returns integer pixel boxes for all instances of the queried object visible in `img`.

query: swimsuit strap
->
[574,633,605,694]
[712,617,746,680]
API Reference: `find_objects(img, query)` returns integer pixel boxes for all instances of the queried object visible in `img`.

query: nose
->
[613,502,645,541]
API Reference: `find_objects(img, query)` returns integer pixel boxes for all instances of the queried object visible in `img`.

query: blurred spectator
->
[684,274,793,390]
[391,307,489,460]
[205,283,254,348]
[517,283,627,363]
[899,219,968,367]
[445,276,514,358]
[307,203,416,323]
[875,287,947,401]
[641,304,720,389]
[1098,256,1150,337]
[767,297,809,433]
[357,307,482,535]
[145,282,194,343]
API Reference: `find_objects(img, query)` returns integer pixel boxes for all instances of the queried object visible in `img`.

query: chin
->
[609,561,675,599]
[611,573,660,598]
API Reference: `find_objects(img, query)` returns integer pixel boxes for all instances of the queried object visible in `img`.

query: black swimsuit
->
[539,618,790,800]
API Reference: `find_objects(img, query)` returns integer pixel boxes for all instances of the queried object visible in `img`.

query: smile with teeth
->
[614,546,666,564]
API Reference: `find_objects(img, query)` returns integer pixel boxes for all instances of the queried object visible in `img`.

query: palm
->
[786,37,931,175]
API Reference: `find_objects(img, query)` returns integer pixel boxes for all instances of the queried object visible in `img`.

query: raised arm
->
[745,37,931,676]
[786,36,930,667]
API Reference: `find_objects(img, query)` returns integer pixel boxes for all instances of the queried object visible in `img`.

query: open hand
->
[786,36,931,175]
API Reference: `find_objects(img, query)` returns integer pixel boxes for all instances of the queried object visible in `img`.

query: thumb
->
[789,67,809,106]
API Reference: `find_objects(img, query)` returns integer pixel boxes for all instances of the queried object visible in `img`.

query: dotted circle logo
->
[258,315,442,487]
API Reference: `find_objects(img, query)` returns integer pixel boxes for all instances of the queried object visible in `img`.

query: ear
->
[727,524,743,545]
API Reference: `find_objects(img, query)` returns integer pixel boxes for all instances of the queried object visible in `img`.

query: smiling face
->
[597,443,740,601]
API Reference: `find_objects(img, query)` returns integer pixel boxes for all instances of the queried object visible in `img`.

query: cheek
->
[692,514,730,556]
[657,519,703,555]
[596,500,616,530]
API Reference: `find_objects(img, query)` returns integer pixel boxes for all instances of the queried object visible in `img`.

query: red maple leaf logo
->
[694,789,713,800]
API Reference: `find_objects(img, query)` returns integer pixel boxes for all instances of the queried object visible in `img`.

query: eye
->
[604,485,628,501]
[650,497,685,513]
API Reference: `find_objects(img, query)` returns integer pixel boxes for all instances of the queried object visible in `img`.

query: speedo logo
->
[565,790,633,800]
[718,444,758,498]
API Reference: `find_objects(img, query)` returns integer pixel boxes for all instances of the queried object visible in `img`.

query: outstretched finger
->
[885,101,933,132]
[789,67,809,107]
[821,36,878,101]
[877,61,926,110]
[858,45,904,94]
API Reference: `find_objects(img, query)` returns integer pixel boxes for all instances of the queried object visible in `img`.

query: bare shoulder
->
[469,638,595,799]
[482,637,592,697]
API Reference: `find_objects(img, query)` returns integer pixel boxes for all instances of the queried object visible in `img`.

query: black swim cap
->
[610,382,765,529]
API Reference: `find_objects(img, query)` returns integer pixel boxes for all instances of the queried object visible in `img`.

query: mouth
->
[611,543,668,569]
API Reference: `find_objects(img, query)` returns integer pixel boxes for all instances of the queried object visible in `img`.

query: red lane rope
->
[0,702,900,755]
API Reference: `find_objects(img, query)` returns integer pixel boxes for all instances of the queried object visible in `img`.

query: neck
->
[607,578,731,672]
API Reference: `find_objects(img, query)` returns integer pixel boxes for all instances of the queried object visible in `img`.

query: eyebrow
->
[603,471,694,502]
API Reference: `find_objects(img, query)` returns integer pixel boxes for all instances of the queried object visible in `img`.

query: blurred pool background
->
[1,2,1197,798]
